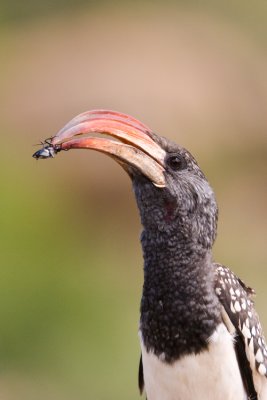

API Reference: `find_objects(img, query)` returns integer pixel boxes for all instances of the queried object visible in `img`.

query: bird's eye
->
[167,154,186,171]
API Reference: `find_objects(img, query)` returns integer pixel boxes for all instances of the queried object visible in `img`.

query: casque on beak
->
[51,110,166,188]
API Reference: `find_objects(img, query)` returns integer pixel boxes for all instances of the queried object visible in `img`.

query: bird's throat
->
[140,229,221,362]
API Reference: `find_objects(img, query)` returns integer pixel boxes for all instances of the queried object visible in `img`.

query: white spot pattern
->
[256,348,264,363]
[234,301,241,312]
[214,263,267,383]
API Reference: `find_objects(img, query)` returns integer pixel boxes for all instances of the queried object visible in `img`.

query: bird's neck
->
[140,228,221,362]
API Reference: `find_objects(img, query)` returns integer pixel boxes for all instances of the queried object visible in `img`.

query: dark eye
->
[167,154,186,171]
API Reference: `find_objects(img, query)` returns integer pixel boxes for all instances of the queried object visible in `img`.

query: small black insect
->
[32,138,62,160]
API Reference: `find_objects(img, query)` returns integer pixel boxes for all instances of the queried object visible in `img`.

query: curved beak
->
[51,110,166,187]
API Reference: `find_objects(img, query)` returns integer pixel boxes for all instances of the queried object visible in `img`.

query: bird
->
[36,109,267,399]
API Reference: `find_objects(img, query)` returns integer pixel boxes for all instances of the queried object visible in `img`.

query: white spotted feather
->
[214,263,267,399]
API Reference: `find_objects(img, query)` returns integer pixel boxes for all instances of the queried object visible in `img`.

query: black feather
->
[234,332,258,400]
[138,354,144,394]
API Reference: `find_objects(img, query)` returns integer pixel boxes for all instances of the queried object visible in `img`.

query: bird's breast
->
[140,323,247,400]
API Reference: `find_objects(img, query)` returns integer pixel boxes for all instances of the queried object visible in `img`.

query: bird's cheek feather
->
[163,200,177,223]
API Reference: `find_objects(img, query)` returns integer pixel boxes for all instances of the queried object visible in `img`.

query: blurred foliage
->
[1,0,267,39]
[0,0,88,24]
[0,0,267,399]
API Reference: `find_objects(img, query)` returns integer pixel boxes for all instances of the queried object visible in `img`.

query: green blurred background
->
[1,1,267,399]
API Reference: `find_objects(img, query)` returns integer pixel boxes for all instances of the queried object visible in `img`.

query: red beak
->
[51,110,166,187]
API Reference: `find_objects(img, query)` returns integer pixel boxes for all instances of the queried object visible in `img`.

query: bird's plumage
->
[215,264,267,399]
[35,110,267,400]
[140,323,247,400]
[139,262,267,399]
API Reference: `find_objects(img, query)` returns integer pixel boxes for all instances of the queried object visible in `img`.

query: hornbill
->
[33,110,267,399]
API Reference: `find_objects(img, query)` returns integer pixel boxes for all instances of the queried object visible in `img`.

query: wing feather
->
[214,263,267,399]
[139,354,145,394]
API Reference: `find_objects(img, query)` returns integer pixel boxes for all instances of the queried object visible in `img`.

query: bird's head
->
[50,110,218,250]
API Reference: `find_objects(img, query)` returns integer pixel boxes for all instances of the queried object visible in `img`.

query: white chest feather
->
[140,323,247,400]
